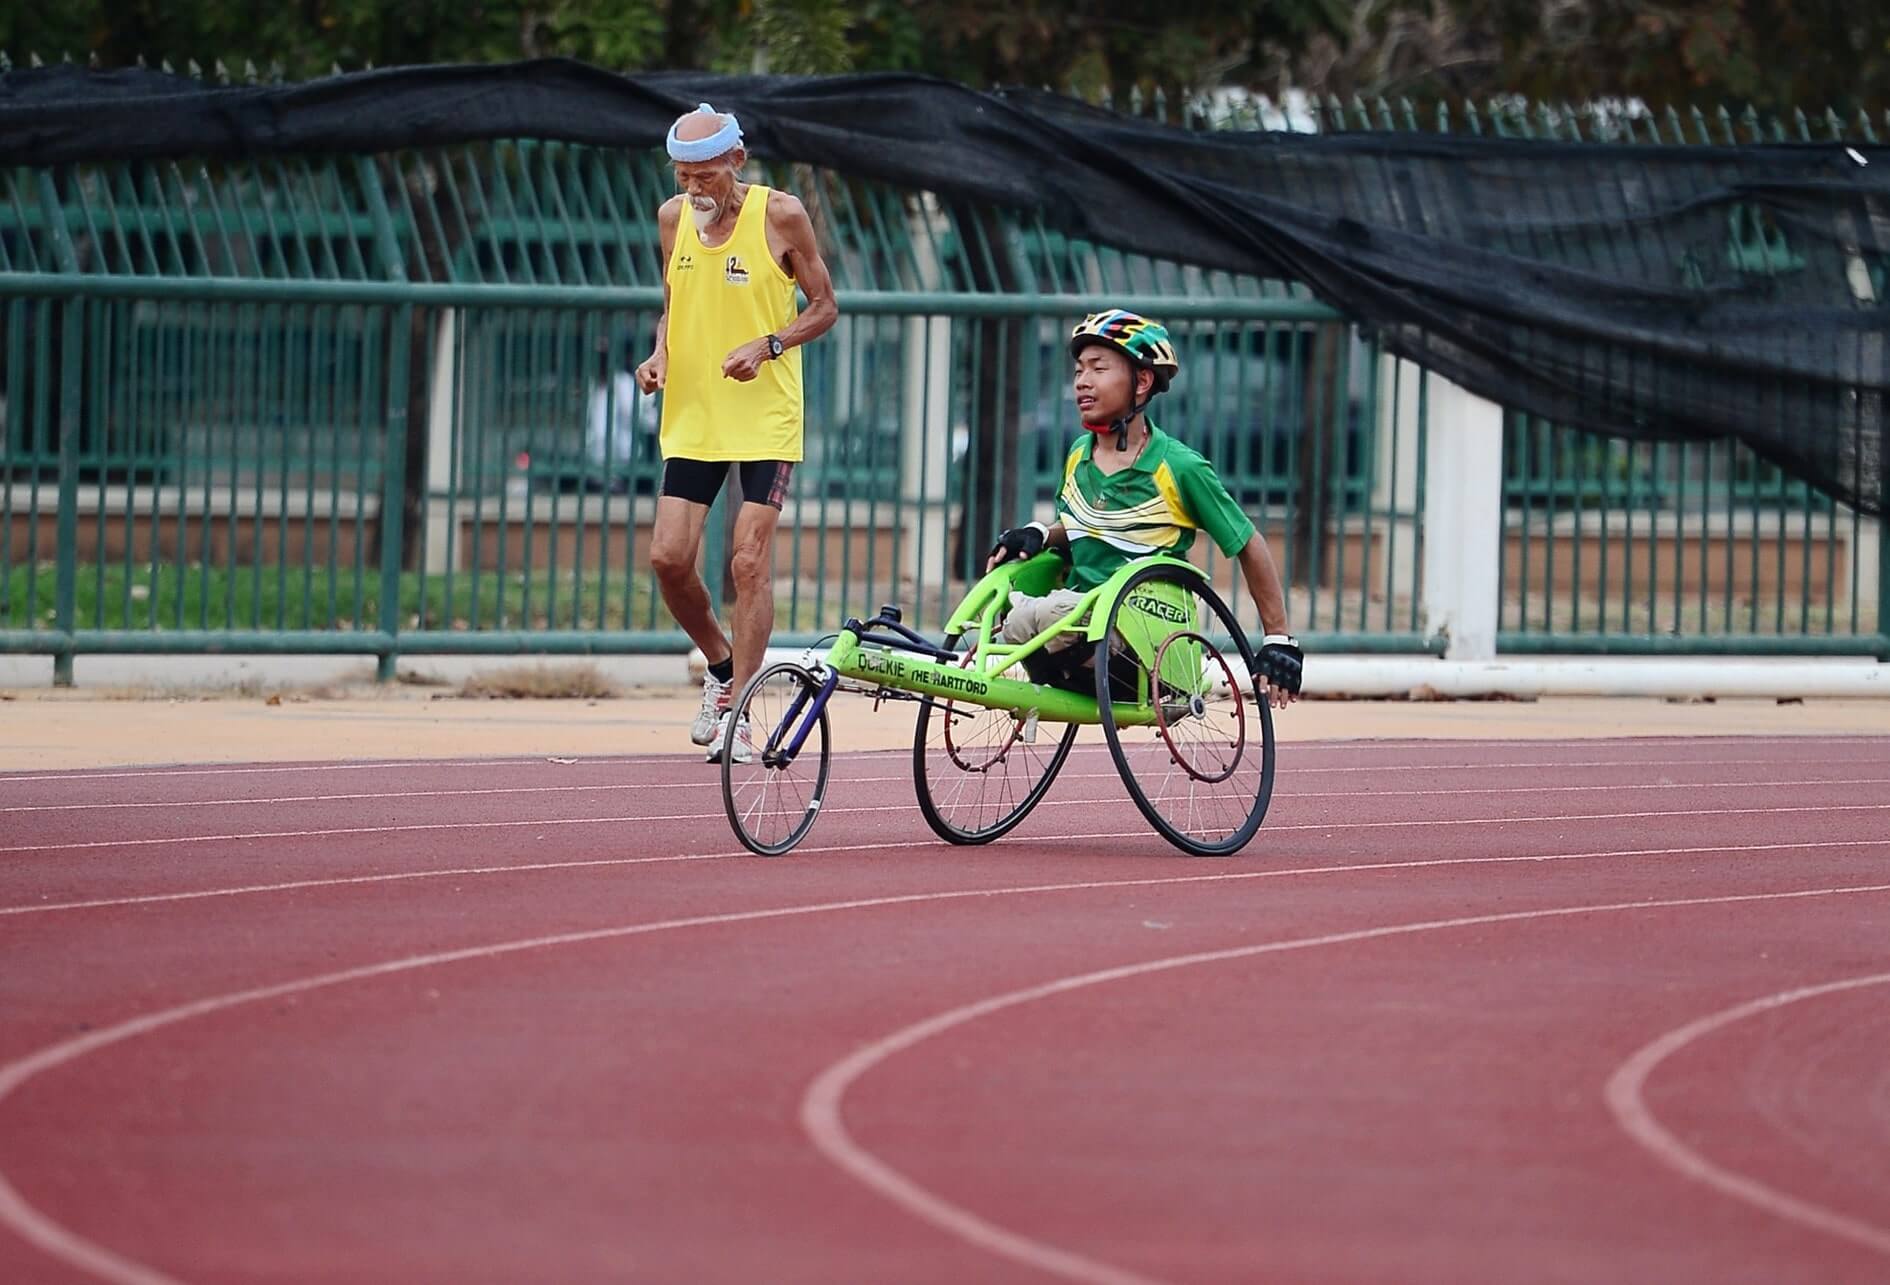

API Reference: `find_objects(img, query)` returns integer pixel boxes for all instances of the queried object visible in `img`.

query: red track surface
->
[2,735,1889,1284]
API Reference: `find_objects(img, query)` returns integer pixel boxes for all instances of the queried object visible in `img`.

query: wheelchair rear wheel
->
[1095,564,1275,856]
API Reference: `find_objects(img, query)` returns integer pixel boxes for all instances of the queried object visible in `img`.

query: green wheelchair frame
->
[720,551,1277,857]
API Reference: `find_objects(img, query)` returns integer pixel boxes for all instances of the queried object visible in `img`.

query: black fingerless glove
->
[989,522,1048,565]
[1255,634,1304,696]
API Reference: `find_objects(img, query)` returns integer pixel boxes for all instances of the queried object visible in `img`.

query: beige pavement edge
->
[0,686,1884,772]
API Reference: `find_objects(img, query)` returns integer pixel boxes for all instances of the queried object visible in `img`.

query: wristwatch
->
[765,333,785,359]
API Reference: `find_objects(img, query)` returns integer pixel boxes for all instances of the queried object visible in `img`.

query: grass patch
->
[1,563,676,633]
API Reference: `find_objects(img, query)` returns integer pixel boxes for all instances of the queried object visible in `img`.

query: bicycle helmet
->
[1069,310,1179,448]
[1069,310,1180,395]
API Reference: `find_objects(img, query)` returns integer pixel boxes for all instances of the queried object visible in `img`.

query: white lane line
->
[4,861,1886,1285]
[1277,755,1890,775]
[13,773,1890,816]
[0,757,636,784]
[800,883,1890,1285]
[9,799,1890,858]
[4,741,1886,786]
[2,821,1885,924]
[1605,974,1890,1257]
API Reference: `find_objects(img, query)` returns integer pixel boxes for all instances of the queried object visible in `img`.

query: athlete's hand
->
[1253,634,1303,710]
[986,523,1048,572]
[721,339,771,383]
[635,352,666,395]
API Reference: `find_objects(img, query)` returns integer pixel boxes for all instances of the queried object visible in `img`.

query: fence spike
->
[1857,109,1878,144]
[0,51,11,73]
[1714,104,1735,144]
[1740,104,1761,145]
[29,52,44,68]
[244,59,259,84]
[187,59,202,80]
[1823,107,1845,141]
[1791,106,1811,141]
[89,51,101,69]
[161,59,174,75]
[214,59,230,84]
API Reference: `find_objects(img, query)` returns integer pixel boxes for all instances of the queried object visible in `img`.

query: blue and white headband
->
[666,104,744,163]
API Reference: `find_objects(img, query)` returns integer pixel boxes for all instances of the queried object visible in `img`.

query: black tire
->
[722,661,832,856]
[913,632,1080,844]
[1095,563,1276,856]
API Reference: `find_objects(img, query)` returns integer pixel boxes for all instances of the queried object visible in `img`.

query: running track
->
[1,735,1888,1284]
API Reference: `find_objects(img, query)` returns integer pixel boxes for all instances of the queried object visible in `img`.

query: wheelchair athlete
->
[986,309,1303,708]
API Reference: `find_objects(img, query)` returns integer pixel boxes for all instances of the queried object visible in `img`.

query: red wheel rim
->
[1150,630,1245,785]
[941,650,1023,771]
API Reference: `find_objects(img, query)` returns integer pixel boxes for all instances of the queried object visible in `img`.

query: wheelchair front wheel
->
[1095,564,1275,856]
[722,661,832,856]
[912,633,1079,845]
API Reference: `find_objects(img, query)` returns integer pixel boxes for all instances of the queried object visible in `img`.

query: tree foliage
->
[1297,0,1888,113]
[2,1,1882,113]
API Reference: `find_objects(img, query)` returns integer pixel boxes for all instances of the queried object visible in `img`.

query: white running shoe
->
[704,711,754,765]
[690,672,732,746]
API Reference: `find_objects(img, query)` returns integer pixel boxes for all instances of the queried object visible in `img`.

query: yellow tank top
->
[659,185,804,462]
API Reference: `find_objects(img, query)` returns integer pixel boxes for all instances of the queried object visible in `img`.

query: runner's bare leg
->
[727,500,782,693]
[650,495,732,666]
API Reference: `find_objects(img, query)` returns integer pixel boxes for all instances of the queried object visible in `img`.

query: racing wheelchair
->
[718,550,1281,857]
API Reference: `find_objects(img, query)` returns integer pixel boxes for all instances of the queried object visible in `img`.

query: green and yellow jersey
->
[1054,423,1255,592]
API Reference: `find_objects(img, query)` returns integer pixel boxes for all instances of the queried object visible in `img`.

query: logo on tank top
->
[724,255,751,286]
[675,253,694,272]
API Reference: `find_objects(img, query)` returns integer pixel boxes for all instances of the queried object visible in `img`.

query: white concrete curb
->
[693,647,1890,700]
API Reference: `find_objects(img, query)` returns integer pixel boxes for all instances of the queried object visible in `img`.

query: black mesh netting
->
[2,58,1885,514]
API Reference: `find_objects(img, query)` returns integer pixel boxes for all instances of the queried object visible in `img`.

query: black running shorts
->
[660,458,794,509]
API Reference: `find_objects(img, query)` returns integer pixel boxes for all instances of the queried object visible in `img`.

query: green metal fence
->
[1498,417,1881,653]
[2,83,1886,679]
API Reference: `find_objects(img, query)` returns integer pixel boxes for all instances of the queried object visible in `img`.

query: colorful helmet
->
[1069,310,1180,394]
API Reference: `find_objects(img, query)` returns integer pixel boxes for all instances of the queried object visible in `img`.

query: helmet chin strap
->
[1084,389,1154,451]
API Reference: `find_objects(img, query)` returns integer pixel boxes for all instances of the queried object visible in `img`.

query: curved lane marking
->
[800,884,1890,1284]
[1605,973,1890,1257]
[4,873,1889,1281]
